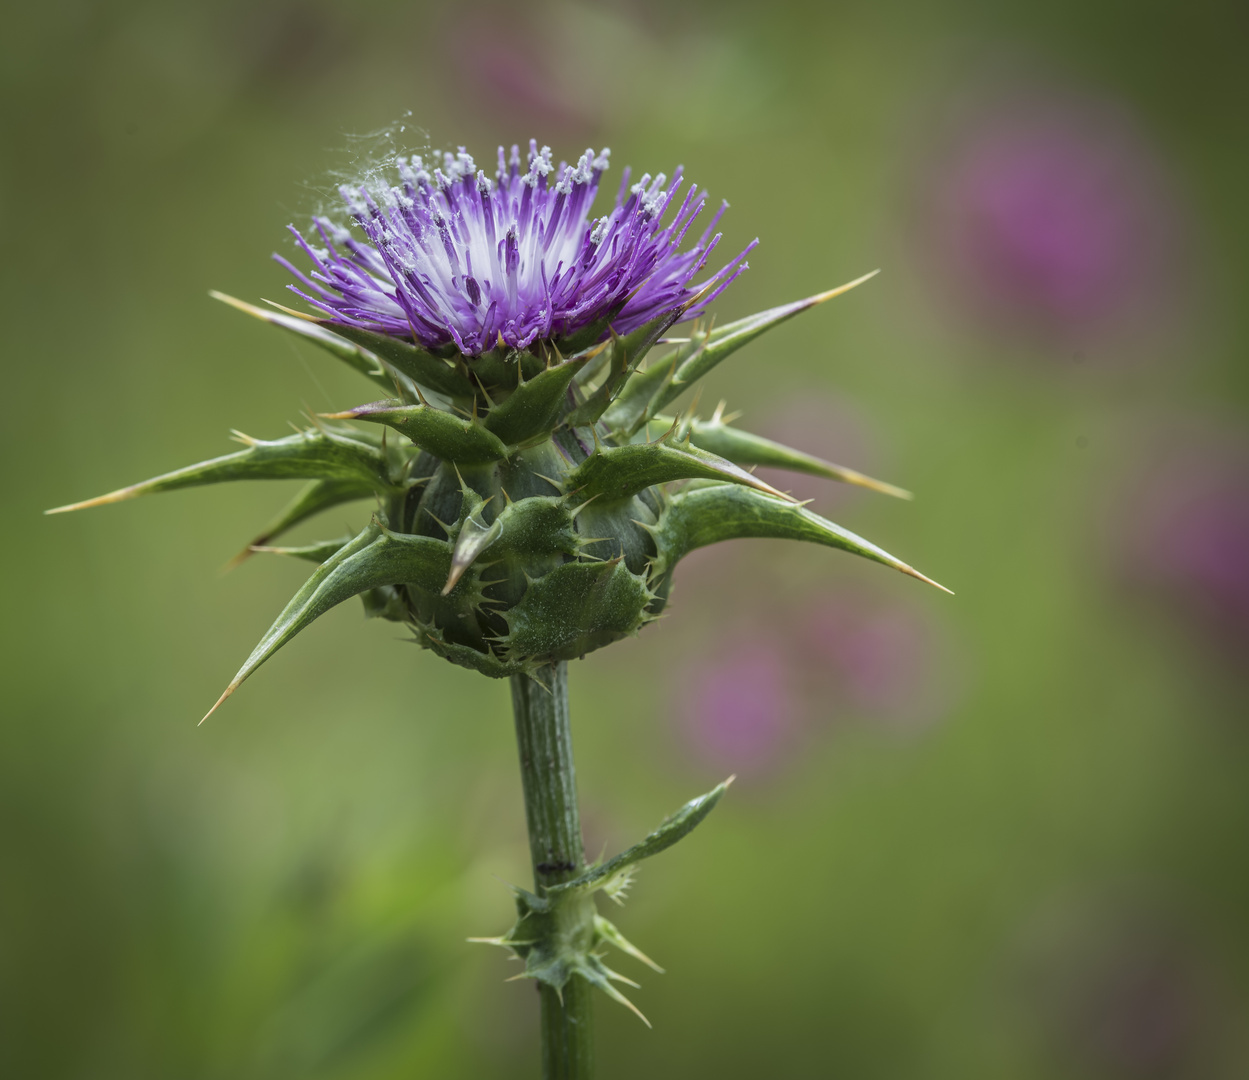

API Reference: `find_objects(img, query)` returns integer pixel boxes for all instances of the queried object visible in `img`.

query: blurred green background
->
[4,1,1248,1077]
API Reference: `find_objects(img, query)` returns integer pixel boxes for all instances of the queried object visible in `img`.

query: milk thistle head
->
[283,142,751,355]
[48,138,947,1056]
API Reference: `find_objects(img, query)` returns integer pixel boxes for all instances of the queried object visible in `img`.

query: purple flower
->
[916,87,1181,343]
[279,142,755,356]
[678,639,797,774]
[1017,899,1219,1078]
[1119,434,1249,646]
[800,587,956,732]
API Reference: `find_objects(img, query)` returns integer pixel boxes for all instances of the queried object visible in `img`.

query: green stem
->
[510,662,595,1079]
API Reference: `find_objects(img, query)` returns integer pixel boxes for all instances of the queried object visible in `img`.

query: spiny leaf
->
[249,536,354,563]
[562,329,631,428]
[318,323,477,400]
[227,476,378,568]
[324,401,510,464]
[501,559,652,661]
[549,779,733,898]
[47,428,394,515]
[483,497,580,560]
[648,482,950,591]
[565,440,796,504]
[444,501,502,595]
[563,302,692,428]
[647,413,912,499]
[573,958,651,1027]
[421,626,519,678]
[211,291,395,393]
[599,353,679,438]
[594,915,664,973]
[202,522,452,722]
[483,354,591,445]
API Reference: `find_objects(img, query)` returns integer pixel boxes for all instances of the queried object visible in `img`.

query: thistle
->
[49,141,947,1077]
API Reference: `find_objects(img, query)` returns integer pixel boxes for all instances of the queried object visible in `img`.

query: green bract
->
[48,272,946,722]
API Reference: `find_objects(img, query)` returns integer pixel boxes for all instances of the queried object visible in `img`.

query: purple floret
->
[277,141,756,356]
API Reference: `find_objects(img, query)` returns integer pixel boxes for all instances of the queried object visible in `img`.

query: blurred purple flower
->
[801,589,950,731]
[678,638,797,774]
[1018,898,1226,1078]
[442,9,602,134]
[918,86,1181,343]
[1120,437,1249,646]
[280,142,754,356]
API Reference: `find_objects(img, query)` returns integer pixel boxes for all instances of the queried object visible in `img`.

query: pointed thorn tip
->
[45,487,139,514]
[199,684,236,726]
[810,268,881,306]
[903,566,953,595]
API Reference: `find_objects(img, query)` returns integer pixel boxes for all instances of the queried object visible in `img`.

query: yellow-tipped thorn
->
[743,472,798,504]
[581,336,614,362]
[211,290,319,324]
[261,297,320,321]
[854,476,913,500]
[45,484,143,514]
[199,682,237,726]
[683,275,722,312]
[807,268,881,306]
[209,290,264,318]
[598,919,666,972]
[597,980,651,1027]
[901,565,954,595]
[820,462,913,500]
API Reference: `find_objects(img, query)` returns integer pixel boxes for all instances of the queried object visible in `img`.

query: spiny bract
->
[48,141,946,721]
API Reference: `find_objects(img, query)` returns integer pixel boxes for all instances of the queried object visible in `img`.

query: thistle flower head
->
[46,133,951,1031]
[50,136,940,715]
[279,141,755,356]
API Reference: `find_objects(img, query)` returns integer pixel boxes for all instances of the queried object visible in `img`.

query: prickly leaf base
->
[476,664,731,1074]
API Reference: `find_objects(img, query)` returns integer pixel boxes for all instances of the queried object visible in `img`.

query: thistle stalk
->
[511,663,595,1078]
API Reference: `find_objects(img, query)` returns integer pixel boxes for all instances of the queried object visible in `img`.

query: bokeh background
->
[4,1,1248,1077]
